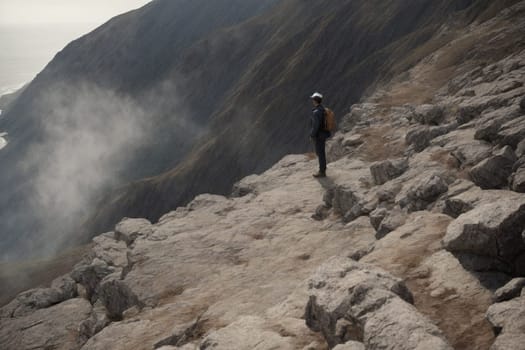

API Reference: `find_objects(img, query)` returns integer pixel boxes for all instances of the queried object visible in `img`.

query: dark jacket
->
[310,104,331,138]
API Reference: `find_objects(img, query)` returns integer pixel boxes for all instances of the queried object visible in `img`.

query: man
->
[309,92,330,178]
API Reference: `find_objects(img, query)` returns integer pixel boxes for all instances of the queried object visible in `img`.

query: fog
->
[10,83,149,258]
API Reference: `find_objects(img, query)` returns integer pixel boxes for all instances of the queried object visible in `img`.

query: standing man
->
[310,92,330,178]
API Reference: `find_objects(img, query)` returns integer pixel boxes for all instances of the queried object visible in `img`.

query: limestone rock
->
[457,89,521,124]
[70,258,119,302]
[495,116,525,148]
[402,174,448,212]
[305,257,452,349]
[0,274,77,318]
[369,207,388,231]
[469,146,516,189]
[443,195,525,274]
[369,158,408,185]
[406,123,457,152]
[91,233,129,268]
[115,218,153,246]
[98,279,143,320]
[442,187,516,218]
[486,295,525,350]
[332,186,368,223]
[413,104,445,125]
[0,298,92,350]
[493,277,525,302]
[510,166,525,192]
[449,140,493,167]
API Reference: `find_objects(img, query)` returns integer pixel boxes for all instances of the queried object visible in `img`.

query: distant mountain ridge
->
[0,0,520,261]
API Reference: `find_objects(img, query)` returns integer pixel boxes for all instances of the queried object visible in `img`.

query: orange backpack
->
[324,108,336,132]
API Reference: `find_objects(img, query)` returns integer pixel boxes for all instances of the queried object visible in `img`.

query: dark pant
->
[314,136,327,173]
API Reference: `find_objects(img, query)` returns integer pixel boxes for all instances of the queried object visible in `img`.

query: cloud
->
[16,82,151,257]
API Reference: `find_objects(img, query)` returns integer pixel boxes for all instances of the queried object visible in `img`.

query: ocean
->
[0,22,97,97]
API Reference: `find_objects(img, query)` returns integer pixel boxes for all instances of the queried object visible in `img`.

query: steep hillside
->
[0,0,280,261]
[1,2,524,349]
[0,0,521,265]
[85,0,522,235]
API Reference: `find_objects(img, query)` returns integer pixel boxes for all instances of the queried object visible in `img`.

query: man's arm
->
[310,110,321,138]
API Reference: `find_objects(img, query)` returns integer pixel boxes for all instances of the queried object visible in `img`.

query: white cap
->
[310,92,323,99]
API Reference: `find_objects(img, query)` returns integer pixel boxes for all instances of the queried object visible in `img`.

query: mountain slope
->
[85,0,522,234]
[0,0,521,262]
[0,0,280,261]
[1,1,525,349]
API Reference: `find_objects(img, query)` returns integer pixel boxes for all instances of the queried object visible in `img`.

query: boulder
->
[457,92,518,125]
[305,257,452,349]
[413,104,445,125]
[369,207,388,231]
[510,166,525,192]
[369,158,408,185]
[495,116,525,148]
[0,298,92,350]
[402,174,449,212]
[493,277,525,302]
[469,146,516,189]
[486,295,525,350]
[0,274,77,318]
[405,123,457,152]
[343,134,364,147]
[70,258,119,302]
[443,195,525,274]
[339,103,379,133]
[331,186,368,223]
[442,187,513,218]
[92,233,129,268]
[449,141,492,167]
[98,278,143,320]
[115,218,153,246]
[520,95,525,112]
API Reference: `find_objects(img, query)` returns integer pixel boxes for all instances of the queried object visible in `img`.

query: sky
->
[0,0,152,26]
[0,0,154,94]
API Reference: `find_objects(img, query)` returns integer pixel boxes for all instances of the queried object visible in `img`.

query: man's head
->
[310,92,323,106]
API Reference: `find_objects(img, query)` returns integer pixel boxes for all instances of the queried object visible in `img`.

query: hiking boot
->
[313,171,326,178]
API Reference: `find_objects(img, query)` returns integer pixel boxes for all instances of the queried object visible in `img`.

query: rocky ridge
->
[2,2,525,350]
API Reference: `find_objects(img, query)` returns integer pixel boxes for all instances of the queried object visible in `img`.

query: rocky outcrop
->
[401,174,449,212]
[114,218,153,246]
[443,195,525,274]
[0,298,92,350]
[0,274,77,318]
[486,293,525,350]
[405,123,457,152]
[2,3,525,350]
[369,158,408,185]
[469,146,517,189]
[493,277,525,302]
[413,104,445,125]
[305,257,451,349]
